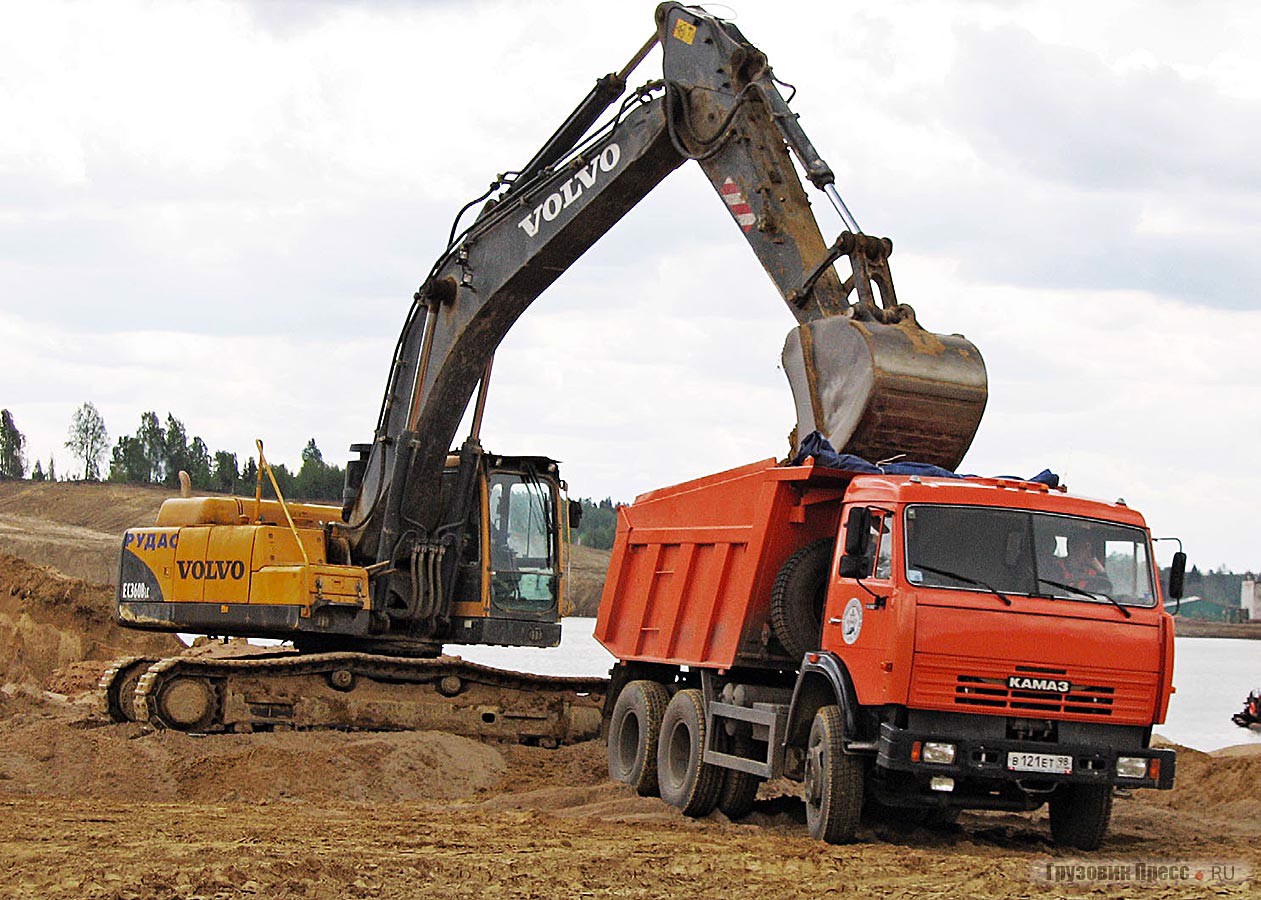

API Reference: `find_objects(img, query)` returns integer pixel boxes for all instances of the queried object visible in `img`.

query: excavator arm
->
[342,2,987,635]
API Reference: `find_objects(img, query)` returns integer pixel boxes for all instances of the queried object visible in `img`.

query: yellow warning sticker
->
[672,18,697,45]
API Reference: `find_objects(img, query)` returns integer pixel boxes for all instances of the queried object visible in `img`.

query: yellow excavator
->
[102,2,987,740]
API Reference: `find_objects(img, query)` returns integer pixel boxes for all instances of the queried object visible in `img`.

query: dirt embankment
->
[0,481,172,584]
[0,554,181,692]
[566,543,612,616]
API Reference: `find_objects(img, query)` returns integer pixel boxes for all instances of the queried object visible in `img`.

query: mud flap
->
[783,315,987,471]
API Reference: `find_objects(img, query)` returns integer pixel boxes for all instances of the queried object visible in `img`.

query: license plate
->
[1007,752,1073,774]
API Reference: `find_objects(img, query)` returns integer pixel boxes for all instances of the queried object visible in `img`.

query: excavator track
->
[108,651,606,745]
[99,656,160,723]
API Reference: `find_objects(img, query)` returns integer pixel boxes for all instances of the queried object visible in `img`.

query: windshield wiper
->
[913,563,1012,606]
[1037,577,1132,619]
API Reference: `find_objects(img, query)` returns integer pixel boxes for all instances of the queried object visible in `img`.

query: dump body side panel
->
[594,459,847,669]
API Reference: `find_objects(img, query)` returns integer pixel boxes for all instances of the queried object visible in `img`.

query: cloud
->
[2,0,1259,572]
[948,26,1261,193]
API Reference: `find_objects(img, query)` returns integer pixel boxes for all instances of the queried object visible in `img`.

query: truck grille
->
[955,673,1115,716]
[909,654,1158,724]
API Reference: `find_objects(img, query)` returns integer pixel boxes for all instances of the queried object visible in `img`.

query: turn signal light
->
[1148,758,1161,780]
[910,741,922,763]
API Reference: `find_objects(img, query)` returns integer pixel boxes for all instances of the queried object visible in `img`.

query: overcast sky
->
[2,0,1258,571]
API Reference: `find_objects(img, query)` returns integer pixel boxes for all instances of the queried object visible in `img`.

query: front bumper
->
[876,722,1176,790]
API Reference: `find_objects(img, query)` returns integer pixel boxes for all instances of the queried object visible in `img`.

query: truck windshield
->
[488,470,558,611]
[904,505,1156,608]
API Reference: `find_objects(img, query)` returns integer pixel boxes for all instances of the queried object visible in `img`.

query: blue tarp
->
[790,431,1059,488]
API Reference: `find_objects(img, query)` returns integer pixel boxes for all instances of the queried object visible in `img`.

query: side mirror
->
[843,507,872,556]
[838,554,868,578]
[838,507,872,578]
[568,499,583,530]
[1168,551,1186,602]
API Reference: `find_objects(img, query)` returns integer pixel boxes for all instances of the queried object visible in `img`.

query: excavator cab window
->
[487,469,558,613]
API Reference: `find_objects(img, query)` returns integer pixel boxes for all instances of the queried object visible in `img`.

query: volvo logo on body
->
[176,559,247,581]
[517,143,623,238]
[1008,675,1070,693]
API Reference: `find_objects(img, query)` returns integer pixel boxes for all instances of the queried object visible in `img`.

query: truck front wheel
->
[607,680,670,796]
[804,705,864,843]
[1049,784,1113,850]
[656,689,723,817]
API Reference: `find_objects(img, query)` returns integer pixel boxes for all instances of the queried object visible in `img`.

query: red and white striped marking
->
[720,177,756,232]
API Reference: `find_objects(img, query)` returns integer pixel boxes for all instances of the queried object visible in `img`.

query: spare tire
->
[770,538,835,660]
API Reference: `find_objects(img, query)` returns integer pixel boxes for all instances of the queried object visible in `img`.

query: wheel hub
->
[158,677,214,728]
[805,742,824,804]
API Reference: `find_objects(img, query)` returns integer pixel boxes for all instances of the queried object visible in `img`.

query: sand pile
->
[0,709,510,803]
[1139,742,1261,824]
[0,554,180,689]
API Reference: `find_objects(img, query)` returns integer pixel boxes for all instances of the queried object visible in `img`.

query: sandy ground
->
[0,485,1258,899]
[2,699,1259,900]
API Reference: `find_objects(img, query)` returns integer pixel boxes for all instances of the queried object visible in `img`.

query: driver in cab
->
[1052,533,1107,590]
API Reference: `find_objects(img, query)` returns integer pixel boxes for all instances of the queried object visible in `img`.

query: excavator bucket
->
[783,314,988,471]
[781,232,988,471]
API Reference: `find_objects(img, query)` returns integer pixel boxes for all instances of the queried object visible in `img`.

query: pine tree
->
[136,411,165,483]
[162,414,189,487]
[0,409,26,479]
[31,460,45,482]
[212,451,239,493]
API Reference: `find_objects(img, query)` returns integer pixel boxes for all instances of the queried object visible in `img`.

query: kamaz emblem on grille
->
[1008,676,1070,693]
[517,143,622,237]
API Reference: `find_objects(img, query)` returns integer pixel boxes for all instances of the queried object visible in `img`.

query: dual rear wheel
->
[608,685,863,840]
[608,683,762,819]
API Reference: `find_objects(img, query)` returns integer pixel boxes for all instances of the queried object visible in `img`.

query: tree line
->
[0,403,345,502]
[2,405,626,540]
[572,497,619,550]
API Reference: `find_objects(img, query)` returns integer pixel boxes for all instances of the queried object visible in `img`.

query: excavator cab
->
[444,454,570,648]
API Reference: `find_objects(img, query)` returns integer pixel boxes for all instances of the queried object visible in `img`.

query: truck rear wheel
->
[1049,784,1113,850]
[771,539,834,660]
[607,680,670,796]
[804,705,863,843]
[656,689,722,817]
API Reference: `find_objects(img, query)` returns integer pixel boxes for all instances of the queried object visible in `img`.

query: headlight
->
[922,741,956,765]
[1116,756,1148,779]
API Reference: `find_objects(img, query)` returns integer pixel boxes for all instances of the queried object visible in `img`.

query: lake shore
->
[1174,619,1261,640]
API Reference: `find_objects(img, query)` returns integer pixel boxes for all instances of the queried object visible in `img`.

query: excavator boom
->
[350,3,987,635]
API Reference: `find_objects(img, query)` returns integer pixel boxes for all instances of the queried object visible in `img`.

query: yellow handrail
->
[255,439,309,566]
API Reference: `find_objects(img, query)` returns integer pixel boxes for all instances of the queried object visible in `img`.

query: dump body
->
[594,458,847,670]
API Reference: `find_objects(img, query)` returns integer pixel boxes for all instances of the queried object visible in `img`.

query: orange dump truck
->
[595,458,1185,847]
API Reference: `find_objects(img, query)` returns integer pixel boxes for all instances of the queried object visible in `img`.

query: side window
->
[871,513,892,580]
